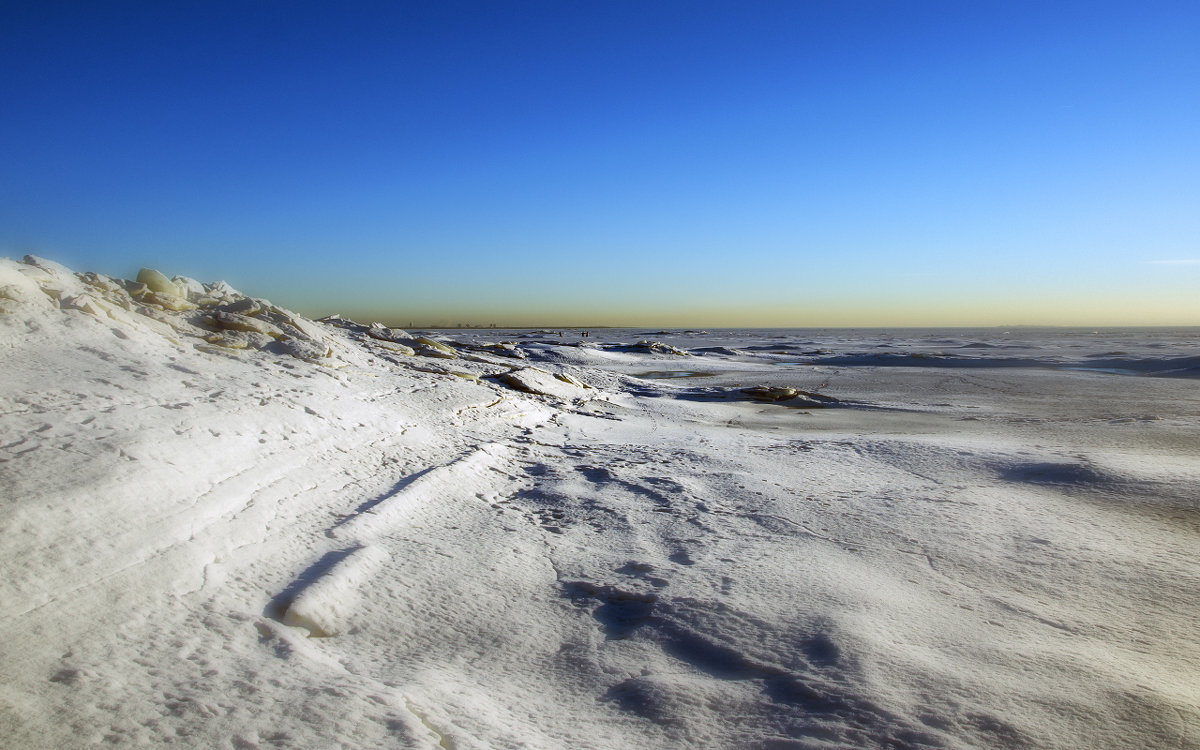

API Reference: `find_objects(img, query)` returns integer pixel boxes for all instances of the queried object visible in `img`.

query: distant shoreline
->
[407,324,1200,332]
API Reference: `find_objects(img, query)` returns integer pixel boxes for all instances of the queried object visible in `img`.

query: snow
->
[280,544,391,637]
[1,255,1198,749]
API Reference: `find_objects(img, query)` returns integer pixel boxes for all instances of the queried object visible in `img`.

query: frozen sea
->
[4,254,1198,750]
[445,326,1200,378]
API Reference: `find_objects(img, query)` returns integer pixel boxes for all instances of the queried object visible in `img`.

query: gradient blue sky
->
[2,1,1197,325]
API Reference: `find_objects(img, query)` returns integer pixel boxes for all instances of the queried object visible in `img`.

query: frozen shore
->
[2,255,1198,749]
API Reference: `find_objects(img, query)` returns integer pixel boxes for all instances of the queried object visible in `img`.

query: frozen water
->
[2,257,1198,749]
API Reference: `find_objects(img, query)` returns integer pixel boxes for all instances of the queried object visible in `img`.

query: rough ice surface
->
[496,366,591,399]
[136,267,182,297]
[1,255,1198,749]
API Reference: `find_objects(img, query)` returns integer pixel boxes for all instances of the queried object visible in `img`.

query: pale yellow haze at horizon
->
[292,289,1200,328]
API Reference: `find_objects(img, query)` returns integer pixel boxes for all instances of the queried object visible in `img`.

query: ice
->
[135,267,183,297]
[0,259,56,311]
[210,310,285,337]
[496,366,591,399]
[171,275,206,301]
[412,336,458,358]
[1,256,1198,749]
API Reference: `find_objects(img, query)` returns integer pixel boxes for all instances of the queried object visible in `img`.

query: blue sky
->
[2,1,1197,325]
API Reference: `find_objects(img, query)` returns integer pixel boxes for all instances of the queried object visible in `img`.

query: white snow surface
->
[2,256,1199,749]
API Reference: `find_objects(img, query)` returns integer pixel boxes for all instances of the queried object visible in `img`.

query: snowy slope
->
[2,256,1198,749]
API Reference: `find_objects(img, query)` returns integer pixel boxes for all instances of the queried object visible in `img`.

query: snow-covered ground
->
[2,255,1197,749]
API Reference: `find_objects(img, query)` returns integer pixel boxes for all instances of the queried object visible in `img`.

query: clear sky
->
[2,1,1197,326]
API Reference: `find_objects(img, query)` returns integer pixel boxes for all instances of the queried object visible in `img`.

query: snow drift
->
[2,255,1198,749]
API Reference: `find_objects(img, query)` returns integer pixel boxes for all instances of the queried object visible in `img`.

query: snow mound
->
[280,545,391,637]
[0,256,335,363]
[495,366,592,399]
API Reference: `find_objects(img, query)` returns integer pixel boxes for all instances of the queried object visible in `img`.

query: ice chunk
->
[272,307,326,342]
[553,371,589,388]
[741,386,802,402]
[0,258,55,311]
[16,255,87,301]
[21,254,76,281]
[470,342,526,359]
[496,367,588,398]
[171,275,206,301]
[136,268,182,297]
[210,310,284,338]
[140,291,198,311]
[374,341,416,356]
[203,331,251,349]
[275,337,332,361]
[79,272,126,296]
[367,323,411,343]
[219,297,262,316]
[414,337,458,358]
[633,340,689,355]
[204,280,241,298]
[739,386,838,406]
[59,293,113,317]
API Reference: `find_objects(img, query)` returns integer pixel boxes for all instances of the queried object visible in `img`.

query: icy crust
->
[0,256,576,748]
[450,326,1200,378]
[3,256,1200,749]
[1,255,332,361]
[0,256,604,394]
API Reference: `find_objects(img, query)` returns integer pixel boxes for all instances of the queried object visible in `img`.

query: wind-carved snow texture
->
[2,255,1199,749]
[330,443,512,544]
[272,444,515,638]
[278,545,390,637]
